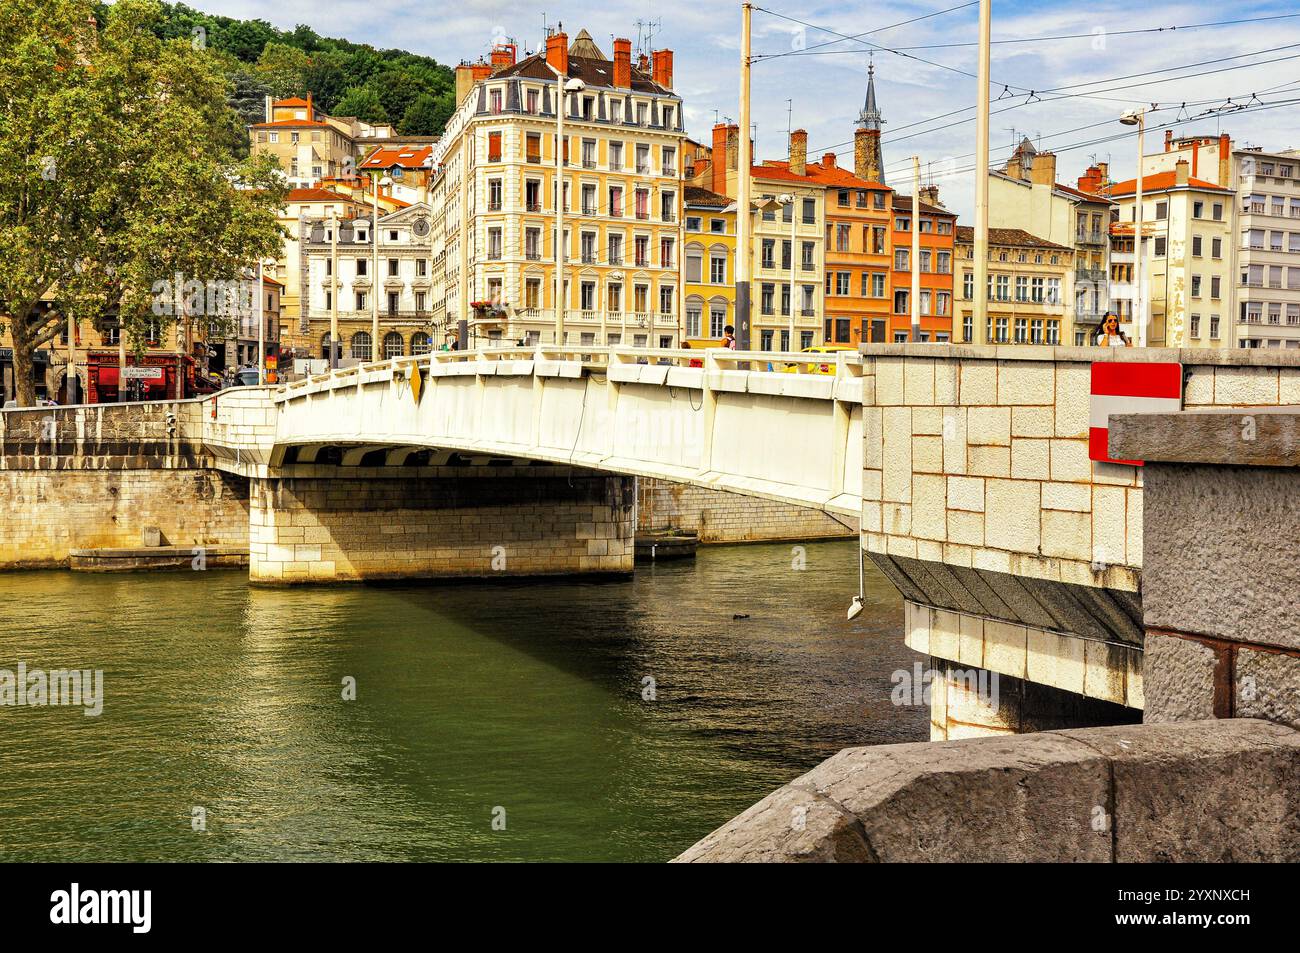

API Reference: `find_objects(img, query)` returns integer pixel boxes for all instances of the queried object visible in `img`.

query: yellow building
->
[249,95,397,189]
[430,29,686,348]
[955,226,1073,345]
[683,187,735,342]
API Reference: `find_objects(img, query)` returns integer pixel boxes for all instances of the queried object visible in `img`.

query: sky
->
[194,0,1300,220]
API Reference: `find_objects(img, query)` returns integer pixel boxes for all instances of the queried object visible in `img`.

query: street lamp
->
[370,173,394,361]
[1120,108,1146,346]
[547,65,586,348]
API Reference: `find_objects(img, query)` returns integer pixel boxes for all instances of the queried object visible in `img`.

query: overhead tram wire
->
[750,0,978,63]
[807,44,1300,157]
[762,12,1300,55]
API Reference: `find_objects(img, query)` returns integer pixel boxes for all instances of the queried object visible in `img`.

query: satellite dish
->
[412,217,431,238]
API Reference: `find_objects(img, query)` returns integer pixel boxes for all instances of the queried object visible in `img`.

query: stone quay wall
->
[249,466,636,584]
[637,477,857,543]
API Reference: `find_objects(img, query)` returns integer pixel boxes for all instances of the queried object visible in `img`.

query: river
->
[0,540,924,862]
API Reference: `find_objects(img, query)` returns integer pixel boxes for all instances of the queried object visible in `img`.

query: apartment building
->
[888,191,956,342]
[429,29,686,348]
[683,187,736,341]
[1103,158,1235,348]
[299,203,438,362]
[819,153,892,345]
[249,94,397,189]
[1231,147,1300,348]
[956,226,1073,346]
[990,138,1113,341]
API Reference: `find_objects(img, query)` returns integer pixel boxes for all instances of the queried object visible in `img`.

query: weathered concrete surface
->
[1140,462,1300,651]
[1143,631,1226,723]
[1110,407,1300,468]
[675,719,1300,862]
[1236,648,1300,731]
[68,545,249,572]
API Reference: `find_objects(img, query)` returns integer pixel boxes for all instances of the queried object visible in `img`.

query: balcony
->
[581,204,597,215]
[608,255,623,266]
[800,308,816,317]
[635,210,650,221]
[581,254,597,265]
[525,202,542,213]
[525,250,543,261]
[582,159,597,170]
[1076,267,1108,284]
[526,154,542,165]
[1076,230,1106,245]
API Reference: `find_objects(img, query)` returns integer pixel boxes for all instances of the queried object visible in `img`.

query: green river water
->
[0,540,924,862]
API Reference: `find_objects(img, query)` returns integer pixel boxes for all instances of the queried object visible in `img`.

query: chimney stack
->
[490,44,516,72]
[821,153,836,169]
[919,184,941,207]
[1165,128,1174,151]
[1175,158,1190,186]
[652,49,674,90]
[546,29,569,75]
[613,38,631,89]
[1029,151,1057,187]
[1218,133,1232,187]
[789,128,807,177]
[637,52,650,73]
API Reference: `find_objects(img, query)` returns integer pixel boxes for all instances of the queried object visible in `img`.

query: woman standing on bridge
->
[1092,312,1132,348]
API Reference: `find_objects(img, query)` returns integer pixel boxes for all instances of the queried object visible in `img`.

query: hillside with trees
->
[135,3,458,142]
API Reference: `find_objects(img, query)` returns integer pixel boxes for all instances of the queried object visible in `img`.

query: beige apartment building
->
[1231,147,1300,348]
[249,95,398,189]
[955,226,1073,346]
[989,138,1113,340]
[429,29,686,348]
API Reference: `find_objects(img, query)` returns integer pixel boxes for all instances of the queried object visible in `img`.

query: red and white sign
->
[1089,362,1182,465]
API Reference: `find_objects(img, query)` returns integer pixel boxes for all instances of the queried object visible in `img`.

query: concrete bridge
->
[3,342,1299,860]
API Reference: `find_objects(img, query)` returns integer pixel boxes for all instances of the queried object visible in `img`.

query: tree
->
[0,0,286,406]
[254,41,311,99]
[401,92,454,136]
[332,85,388,125]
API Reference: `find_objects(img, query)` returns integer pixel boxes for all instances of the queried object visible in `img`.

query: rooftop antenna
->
[1005,127,1018,151]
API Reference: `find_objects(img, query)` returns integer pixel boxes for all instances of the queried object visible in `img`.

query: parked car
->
[230,369,261,387]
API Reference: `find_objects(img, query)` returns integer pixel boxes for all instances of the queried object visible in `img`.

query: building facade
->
[955,226,1073,346]
[888,192,956,342]
[249,95,397,190]
[429,29,687,348]
[1231,147,1300,348]
[683,187,736,342]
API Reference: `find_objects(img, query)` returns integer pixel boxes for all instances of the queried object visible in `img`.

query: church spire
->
[854,60,886,184]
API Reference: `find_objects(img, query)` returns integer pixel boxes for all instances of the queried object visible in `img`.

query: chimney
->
[306,91,313,118]
[652,49,674,90]
[1165,129,1174,151]
[1029,151,1057,187]
[264,94,273,123]
[490,44,516,72]
[1097,161,1109,185]
[1175,158,1189,186]
[471,60,492,84]
[1006,156,1022,181]
[613,38,631,88]
[821,153,836,168]
[547,29,569,75]
[1077,164,1103,194]
[637,52,650,73]
[726,124,740,172]
[712,123,733,196]
[1218,133,1232,187]
[789,128,807,177]
[919,184,941,207]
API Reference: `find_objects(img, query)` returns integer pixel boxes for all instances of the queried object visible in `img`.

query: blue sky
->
[198,0,1300,219]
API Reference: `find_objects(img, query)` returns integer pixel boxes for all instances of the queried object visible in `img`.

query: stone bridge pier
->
[248,461,635,585]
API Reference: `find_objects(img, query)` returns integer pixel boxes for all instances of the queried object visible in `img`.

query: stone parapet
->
[676,719,1300,862]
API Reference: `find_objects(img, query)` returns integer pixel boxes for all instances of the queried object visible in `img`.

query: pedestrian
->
[1092,311,1132,347]
[722,324,737,350]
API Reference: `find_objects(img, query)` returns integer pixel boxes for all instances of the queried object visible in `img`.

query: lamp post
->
[1120,108,1146,346]
[370,173,393,361]
[547,64,586,347]
[973,0,991,343]
[329,213,339,369]
[911,156,922,342]
[256,258,265,384]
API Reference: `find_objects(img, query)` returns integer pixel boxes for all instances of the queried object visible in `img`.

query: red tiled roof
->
[250,119,330,129]
[890,193,956,217]
[684,186,731,208]
[273,96,312,107]
[360,145,433,169]
[757,158,889,191]
[1104,171,1232,196]
[1054,181,1114,203]
[956,225,1072,251]
[285,188,358,204]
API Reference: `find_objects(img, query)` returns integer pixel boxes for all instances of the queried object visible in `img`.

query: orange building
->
[888,190,957,342]
[809,153,892,344]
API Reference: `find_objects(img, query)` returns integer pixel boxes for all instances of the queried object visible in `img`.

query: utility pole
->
[973,0,991,342]
[911,156,922,341]
[256,259,265,384]
[736,2,753,351]
[785,195,797,350]
[554,68,567,347]
[329,213,339,369]
[371,173,380,360]
[65,309,76,404]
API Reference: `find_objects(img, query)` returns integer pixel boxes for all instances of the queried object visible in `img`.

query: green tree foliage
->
[402,93,455,137]
[0,0,286,406]
[153,2,455,136]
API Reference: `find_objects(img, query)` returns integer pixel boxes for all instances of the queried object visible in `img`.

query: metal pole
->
[973,0,992,342]
[66,309,76,404]
[1134,111,1146,346]
[371,174,380,360]
[787,198,796,350]
[736,2,753,351]
[256,259,265,384]
[911,156,922,341]
[117,311,126,402]
[555,78,566,347]
[330,214,339,369]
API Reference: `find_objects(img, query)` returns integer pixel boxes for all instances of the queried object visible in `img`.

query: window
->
[487,227,502,260]
[1210,314,1220,339]
[835,272,850,295]
[686,305,702,338]
[609,142,623,171]
[387,258,399,277]
[1211,275,1221,298]
[962,314,973,342]
[1154,236,1167,257]
[802,198,815,223]
[526,89,539,114]
[962,271,974,300]
[710,218,726,234]
[710,254,727,284]
[350,332,372,361]
[835,223,851,252]
[761,283,775,315]
[761,239,775,269]
[356,258,368,276]
[487,131,502,162]
[894,289,909,314]
[801,242,814,271]
[659,286,674,315]
[871,273,886,297]
[1212,237,1223,259]
[1155,200,1168,220]
[1192,235,1202,257]
[894,248,909,270]
[686,216,701,232]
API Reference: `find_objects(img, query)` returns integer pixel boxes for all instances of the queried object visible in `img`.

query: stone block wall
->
[249,466,636,584]
[0,469,249,568]
[637,477,857,542]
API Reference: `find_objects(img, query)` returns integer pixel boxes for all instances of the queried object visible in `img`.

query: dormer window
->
[489,88,502,113]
